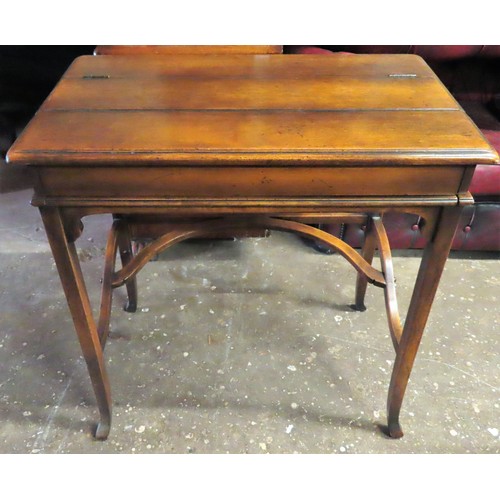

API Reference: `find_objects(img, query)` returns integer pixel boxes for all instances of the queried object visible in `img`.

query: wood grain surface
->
[8,54,498,166]
[7,52,494,441]
[94,45,283,55]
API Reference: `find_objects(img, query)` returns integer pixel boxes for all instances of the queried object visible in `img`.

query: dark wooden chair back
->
[94,45,283,55]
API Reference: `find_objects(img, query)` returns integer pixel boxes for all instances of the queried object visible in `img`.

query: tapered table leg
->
[97,221,119,347]
[116,220,138,313]
[40,207,112,440]
[387,206,463,438]
[351,218,377,311]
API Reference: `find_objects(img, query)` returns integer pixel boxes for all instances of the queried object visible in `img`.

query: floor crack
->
[31,376,73,452]
[420,357,499,391]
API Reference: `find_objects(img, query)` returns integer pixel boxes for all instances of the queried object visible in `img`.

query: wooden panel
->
[7,54,499,167]
[43,77,459,111]
[64,54,438,80]
[38,166,465,198]
[94,45,283,55]
[9,109,497,166]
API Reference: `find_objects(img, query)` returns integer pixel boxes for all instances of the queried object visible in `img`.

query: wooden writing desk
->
[7,54,498,440]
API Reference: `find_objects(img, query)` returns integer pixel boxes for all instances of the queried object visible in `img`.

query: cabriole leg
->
[386,206,463,438]
[40,207,112,440]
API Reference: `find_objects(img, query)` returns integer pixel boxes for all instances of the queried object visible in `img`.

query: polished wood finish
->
[352,218,377,312]
[116,221,138,313]
[91,47,279,242]
[39,207,111,439]
[373,216,403,351]
[111,217,387,290]
[36,166,465,198]
[44,75,459,111]
[15,112,488,165]
[387,206,464,438]
[7,54,498,441]
[10,56,495,167]
[64,54,439,79]
[94,45,283,55]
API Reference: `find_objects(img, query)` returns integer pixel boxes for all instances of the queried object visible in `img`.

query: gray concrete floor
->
[1,170,499,454]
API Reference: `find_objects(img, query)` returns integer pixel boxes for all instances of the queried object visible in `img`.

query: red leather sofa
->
[286,46,500,251]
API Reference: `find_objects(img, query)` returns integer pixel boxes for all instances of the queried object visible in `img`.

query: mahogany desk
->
[7,54,499,440]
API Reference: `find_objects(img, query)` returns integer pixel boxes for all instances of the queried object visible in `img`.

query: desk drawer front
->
[38,166,465,199]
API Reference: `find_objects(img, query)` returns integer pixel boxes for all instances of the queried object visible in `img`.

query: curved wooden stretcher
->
[92,207,456,440]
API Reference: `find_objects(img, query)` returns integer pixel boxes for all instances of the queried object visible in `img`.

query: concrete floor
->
[1,167,499,454]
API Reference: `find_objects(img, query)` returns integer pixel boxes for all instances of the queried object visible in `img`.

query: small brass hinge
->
[388,74,417,78]
[83,75,110,79]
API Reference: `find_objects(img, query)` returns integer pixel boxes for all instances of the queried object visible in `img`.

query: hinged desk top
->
[7,54,499,167]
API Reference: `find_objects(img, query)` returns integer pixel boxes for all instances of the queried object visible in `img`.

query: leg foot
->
[350,303,367,312]
[94,419,111,440]
[124,299,137,313]
[387,420,404,439]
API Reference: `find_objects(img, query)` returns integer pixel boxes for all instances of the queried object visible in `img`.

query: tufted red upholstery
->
[287,46,334,55]
[336,45,500,60]
[469,164,500,196]
[285,45,500,251]
[331,204,500,251]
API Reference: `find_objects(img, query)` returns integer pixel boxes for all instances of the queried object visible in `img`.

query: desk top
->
[7,54,499,167]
